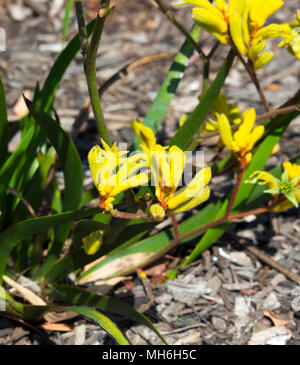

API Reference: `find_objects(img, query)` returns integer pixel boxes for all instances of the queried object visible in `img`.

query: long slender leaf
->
[0,208,101,283]
[25,98,84,278]
[47,284,167,344]
[0,74,8,168]
[22,305,129,345]
[0,126,35,210]
[25,99,83,213]
[62,0,74,43]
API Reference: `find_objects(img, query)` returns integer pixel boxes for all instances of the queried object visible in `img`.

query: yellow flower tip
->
[218,113,233,150]
[254,50,274,70]
[83,230,104,256]
[243,152,252,166]
[271,143,280,155]
[131,120,156,150]
[149,203,166,222]
[192,7,228,34]
[249,0,284,29]
[283,161,300,181]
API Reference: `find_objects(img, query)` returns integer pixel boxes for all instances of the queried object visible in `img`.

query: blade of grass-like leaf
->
[0,285,24,317]
[131,25,201,150]
[25,98,83,212]
[22,305,129,344]
[0,208,100,284]
[47,284,167,344]
[169,50,235,150]
[0,74,8,168]
[12,147,56,223]
[62,0,74,43]
[0,126,35,210]
[25,98,84,278]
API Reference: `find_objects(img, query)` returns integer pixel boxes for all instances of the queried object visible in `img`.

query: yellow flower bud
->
[254,50,274,70]
[149,204,166,222]
[83,230,104,255]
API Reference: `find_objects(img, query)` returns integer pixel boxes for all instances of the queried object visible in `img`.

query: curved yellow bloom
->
[277,12,300,61]
[219,107,264,166]
[249,0,284,29]
[248,161,300,212]
[176,0,285,67]
[88,139,149,212]
[132,121,211,217]
[203,92,242,133]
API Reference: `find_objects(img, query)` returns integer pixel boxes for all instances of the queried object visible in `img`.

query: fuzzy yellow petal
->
[248,38,267,61]
[255,24,284,40]
[192,8,228,34]
[254,50,274,69]
[176,0,223,15]
[248,125,264,149]
[218,113,233,150]
[215,0,227,12]
[167,186,210,214]
[229,8,248,56]
[167,167,211,212]
[131,120,156,150]
[283,161,300,181]
[169,145,185,188]
[249,0,284,28]
[242,2,251,46]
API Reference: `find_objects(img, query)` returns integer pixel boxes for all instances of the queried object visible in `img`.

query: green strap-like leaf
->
[48,284,167,344]
[25,98,84,278]
[0,208,100,283]
[0,74,8,168]
[25,98,83,212]
[22,304,129,345]
[0,126,35,210]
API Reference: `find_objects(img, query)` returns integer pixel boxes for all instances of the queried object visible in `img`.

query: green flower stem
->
[75,0,112,146]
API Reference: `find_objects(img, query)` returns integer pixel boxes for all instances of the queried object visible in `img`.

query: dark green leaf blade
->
[48,284,167,344]
[0,74,8,168]
[0,208,100,283]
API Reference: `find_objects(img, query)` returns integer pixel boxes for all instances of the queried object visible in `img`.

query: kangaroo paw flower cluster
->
[218,107,264,166]
[202,92,241,134]
[175,0,286,69]
[132,121,211,220]
[277,11,300,61]
[88,139,149,212]
[247,161,300,211]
